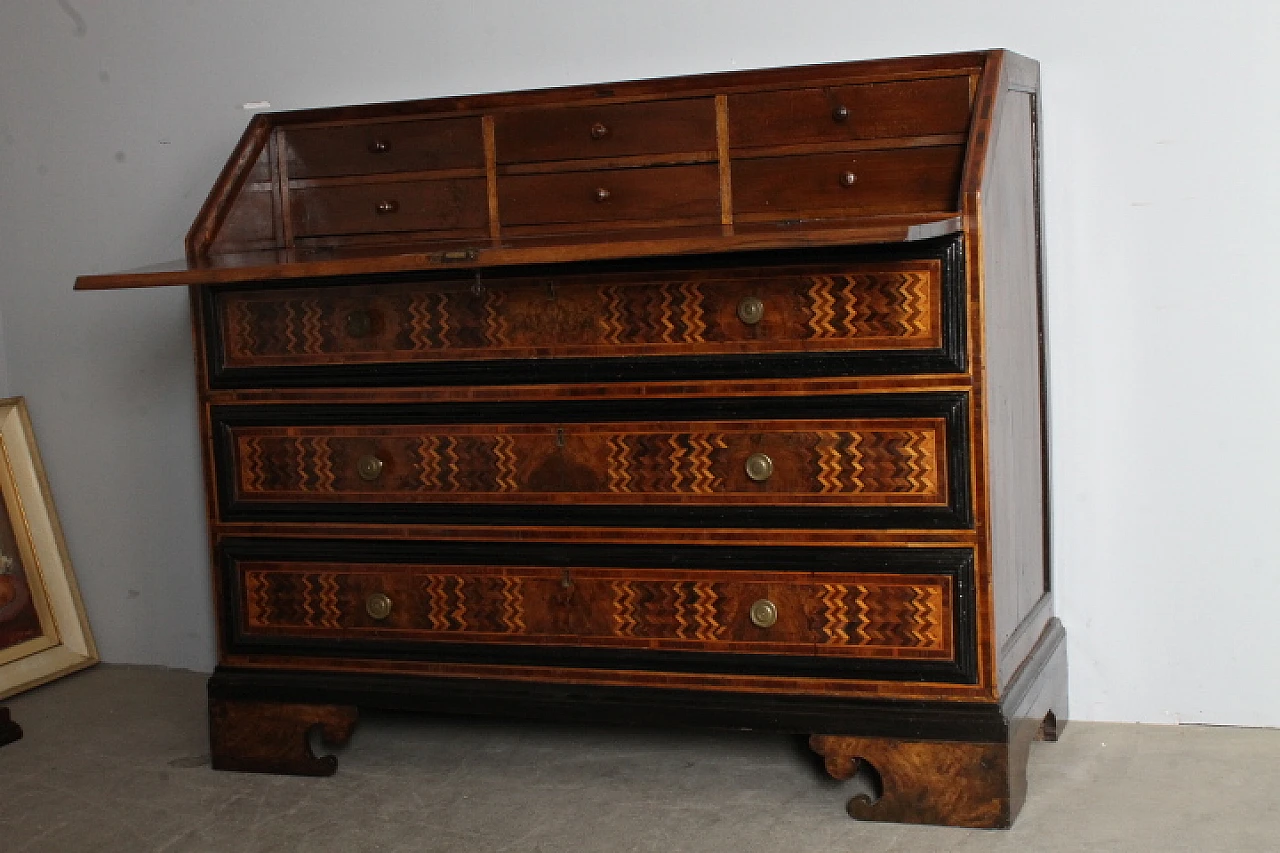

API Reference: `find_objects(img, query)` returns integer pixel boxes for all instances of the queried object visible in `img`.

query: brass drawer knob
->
[368,139,391,154]
[840,171,858,188]
[594,187,611,203]
[365,592,393,621]
[749,599,778,629]
[737,296,765,325]
[590,122,610,140]
[745,452,774,482]
[356,454,384,481]
[346,309,373,338]
[376,199,400,215]
[832,104,850,122]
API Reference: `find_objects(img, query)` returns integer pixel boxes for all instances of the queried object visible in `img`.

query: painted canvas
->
[0,494,50,656]
[0,398,96,699]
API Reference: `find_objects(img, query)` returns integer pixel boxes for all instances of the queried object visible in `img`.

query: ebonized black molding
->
[218,538,979,684]
[203,235,967,389]
[211,391,973,530]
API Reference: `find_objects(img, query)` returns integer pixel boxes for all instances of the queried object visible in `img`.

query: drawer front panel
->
[499,165,720,228]
[727,76,971,149]
[220,539,977,682]
[290,178,489,237]
[732,147,964,218]
[285,117,485,179]
[211,393,972,529]
[229,419,946,504]
[238,564,952,658]
[494,99,716,164]
[204,235,967,387]
[214,260,942,366]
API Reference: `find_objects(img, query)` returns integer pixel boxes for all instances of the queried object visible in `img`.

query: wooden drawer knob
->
[368,139,392,154]
[590,122,610,140]
[839,172,858,188]
[365,592,393,621]
[356,455,384,481]
[737,296,765,325]
[745,452,774,483]
[832,105,850,122]
[345,309,373,338]
[593,187,611,203]
[749,599,778,629]
[375,200,400,215]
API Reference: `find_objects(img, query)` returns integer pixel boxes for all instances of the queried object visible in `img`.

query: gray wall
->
[1,0,1278,724]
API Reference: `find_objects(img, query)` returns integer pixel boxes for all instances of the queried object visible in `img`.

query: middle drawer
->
[212,393,972,529]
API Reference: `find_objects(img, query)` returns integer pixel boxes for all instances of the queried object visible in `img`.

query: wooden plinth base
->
[209,698,358,776]
[0,706,21,747]
[206,620,1066,827]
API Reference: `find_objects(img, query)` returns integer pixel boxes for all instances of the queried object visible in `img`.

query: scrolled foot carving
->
[0,706,21,747]
[809,734,1013,829]
[209,699,358,776]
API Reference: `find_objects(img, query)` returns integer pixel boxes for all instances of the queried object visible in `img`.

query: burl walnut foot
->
[0,706,21,747]
[209,698,358,776]
[810,709,1062,830]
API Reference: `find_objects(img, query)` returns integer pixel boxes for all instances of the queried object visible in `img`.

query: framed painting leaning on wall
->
[0,397,96,699]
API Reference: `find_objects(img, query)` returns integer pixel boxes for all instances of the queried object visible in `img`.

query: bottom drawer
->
[220,539,977,683]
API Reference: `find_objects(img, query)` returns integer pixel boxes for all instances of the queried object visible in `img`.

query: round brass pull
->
[839,171,858,188]
[376,199,400,215]
[749,599,778,629]
[346,309,373,338]
[832,104,850,122]
[365,592,392,621]
[356,455,384,481]
[745,452,774,483]
[368,139,392,154]
[737,296,765,325]
[590,122,610,140]
[593,187,611,203]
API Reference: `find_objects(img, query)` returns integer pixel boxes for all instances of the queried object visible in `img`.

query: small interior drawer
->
[289,178,489,237]
[727,76,971,150]
[498,164,719,228]
[285,117,485,179]
[494,98,716,165]
[732,146,964,219]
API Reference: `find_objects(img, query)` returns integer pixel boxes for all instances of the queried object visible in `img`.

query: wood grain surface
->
[208,698,357,776]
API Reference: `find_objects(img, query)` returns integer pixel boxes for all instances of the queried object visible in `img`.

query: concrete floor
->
[1,667,1277,852]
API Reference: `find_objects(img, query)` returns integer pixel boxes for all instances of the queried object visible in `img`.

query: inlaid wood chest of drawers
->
[78,49,1065,829]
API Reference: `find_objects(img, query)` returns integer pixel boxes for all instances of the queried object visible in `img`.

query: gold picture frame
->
[0,397,96,699]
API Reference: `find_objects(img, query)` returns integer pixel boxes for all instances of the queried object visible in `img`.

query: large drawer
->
[494,98,716,164]
[202,235,967,387]
[285,117,485,179]
[727,76,971,150]
[732,146,965,219]
[211,393,972,529]
[219,538,978,683]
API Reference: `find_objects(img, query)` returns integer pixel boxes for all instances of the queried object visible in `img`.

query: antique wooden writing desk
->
[77,49,1065,828]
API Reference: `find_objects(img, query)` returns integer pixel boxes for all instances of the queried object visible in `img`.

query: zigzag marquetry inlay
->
[237,566,953,661]
[819,582,947,651]
[612,580,727,641]
[217,267,937,365]
[234,422,941,500]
